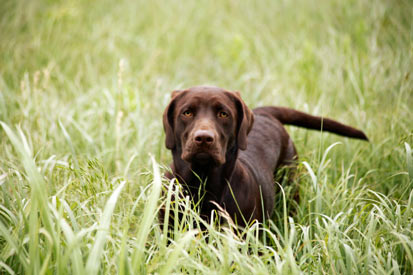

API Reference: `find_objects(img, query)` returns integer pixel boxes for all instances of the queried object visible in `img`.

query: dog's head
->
[163,86,254,166]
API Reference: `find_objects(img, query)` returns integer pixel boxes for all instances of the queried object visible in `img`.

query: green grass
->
[1,0,412,273]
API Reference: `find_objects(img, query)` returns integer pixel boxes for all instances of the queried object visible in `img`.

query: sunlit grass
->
[0,0,412,273]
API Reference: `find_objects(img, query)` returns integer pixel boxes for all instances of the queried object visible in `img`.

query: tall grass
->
[0,0,412,273]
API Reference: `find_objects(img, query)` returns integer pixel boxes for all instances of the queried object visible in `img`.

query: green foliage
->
[0,0,412,274]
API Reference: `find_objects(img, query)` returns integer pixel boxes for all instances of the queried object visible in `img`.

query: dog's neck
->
[171,145,239,203]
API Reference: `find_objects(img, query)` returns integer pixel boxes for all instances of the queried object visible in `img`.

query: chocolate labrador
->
[162,86,367,227]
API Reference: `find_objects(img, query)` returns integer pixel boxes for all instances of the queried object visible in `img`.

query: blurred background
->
[1,0,413,273]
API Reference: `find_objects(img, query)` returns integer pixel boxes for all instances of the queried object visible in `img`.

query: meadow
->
[0,0,412,274]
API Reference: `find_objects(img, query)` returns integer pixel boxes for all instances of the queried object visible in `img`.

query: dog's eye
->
[182,110,193,117]
[218,111,229,118]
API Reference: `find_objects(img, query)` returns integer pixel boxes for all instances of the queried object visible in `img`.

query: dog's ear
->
[226,91,254,150]
[163,90,184,149]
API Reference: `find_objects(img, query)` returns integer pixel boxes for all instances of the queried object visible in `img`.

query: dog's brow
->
[179,103,194,110]
[178,98,201,111]
[211,101,230,111]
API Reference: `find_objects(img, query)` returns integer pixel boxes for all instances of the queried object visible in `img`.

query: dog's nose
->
[194,130,215,145]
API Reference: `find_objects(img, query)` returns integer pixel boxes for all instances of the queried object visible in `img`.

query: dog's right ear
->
[163,90,183,150]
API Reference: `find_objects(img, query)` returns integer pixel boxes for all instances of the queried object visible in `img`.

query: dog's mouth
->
[182,149,225,166]
[193,152,211,161]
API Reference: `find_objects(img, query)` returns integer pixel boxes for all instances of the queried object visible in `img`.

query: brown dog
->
[162,86,367,226]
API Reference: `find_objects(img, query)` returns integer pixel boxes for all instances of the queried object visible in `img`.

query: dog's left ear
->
[226,91,254,150]
[163,90,184,150]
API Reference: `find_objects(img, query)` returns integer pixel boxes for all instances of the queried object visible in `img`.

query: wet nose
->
[194,130,215,145]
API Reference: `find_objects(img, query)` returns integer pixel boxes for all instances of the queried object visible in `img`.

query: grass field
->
[1,0,412,274]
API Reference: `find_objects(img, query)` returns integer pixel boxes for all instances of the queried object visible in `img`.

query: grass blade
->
[405,142,413,182]
[159,230,197,275]
[132,156,162,271]
[1,122,56,272]
[85,181,126,275]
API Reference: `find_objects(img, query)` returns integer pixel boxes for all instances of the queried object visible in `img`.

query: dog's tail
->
[253,106,368,141]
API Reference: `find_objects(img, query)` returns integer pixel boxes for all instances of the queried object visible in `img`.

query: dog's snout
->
[194,130,215,145]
